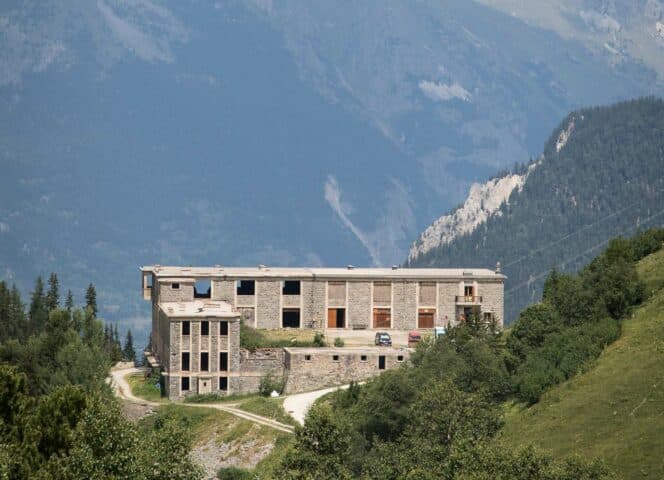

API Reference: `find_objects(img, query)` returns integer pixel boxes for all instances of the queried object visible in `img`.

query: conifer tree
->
[29,276,48,334]
[65,289,74,310]
[85,283,97,317]
[45,272,60,311]
[123,329,136,363]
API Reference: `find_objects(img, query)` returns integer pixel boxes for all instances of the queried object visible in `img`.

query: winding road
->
[109,367,295,434]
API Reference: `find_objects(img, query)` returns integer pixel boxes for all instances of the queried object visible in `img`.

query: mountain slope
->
[497,248,664,479]
[408,97,664,322]
[1,2,663,344]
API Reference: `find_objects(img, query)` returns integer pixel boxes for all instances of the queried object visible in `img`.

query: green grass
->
[126,373,165,402]
[237,396,298,427]
[497,248,664,479]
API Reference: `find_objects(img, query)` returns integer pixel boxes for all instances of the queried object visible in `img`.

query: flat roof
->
[141,265,504,280]
[284,346,411,354]
[159,301,240,319]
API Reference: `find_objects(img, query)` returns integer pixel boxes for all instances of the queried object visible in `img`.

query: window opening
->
[236,280,255,295]
[194,278,211,299]
[282,308,301,328]
[200,352,209,371]
[282,280,301,295]
[219,352,228,371]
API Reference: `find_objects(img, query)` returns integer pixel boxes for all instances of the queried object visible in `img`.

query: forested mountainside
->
[408,97,664,323]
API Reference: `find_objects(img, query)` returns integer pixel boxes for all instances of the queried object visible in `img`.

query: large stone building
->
[142,265,504,399]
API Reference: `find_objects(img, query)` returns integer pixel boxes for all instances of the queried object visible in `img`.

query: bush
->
[334,337,345,347]
[217,466,253,480]
[313,332,327,347]
[259,371,285,397]
[183,392,226,403]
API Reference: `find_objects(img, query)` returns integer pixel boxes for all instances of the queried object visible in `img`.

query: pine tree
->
[45,272,60,311]
[65,289,74,310]
[9,285,26,339]
[123,329,136,363]
[29,276,48,334]
[85,283,97,317]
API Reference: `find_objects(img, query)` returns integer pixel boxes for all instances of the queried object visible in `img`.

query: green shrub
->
[334,337,345,347]
[217,466,253,480]
[313,332,327,347]
[259,371,285,397]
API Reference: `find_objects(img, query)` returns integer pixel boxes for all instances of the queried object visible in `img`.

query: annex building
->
[141,265,505,399]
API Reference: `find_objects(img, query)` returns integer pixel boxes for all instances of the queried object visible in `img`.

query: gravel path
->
[283,384,351,425]
[109,367,294,433]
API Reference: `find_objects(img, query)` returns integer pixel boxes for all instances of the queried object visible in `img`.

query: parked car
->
[434,326,446,339]
[374,331,392,346]
[407,330,422,347]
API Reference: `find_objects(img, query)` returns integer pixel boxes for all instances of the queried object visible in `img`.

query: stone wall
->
[235,348,286,394]
[437,281,458,327]
[302,280,326,329]
[479,280,504,326]
[283,347,410,393]
[393,281,417,330]
[212,279,235,303]
[348,281,371,329]
[256,280,281,329]
[158,280,195,302]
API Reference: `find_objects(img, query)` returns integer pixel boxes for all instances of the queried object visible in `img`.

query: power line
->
[505,207,664,297]
[502,198,654,269]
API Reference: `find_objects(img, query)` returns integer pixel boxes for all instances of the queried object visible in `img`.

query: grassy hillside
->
[497,248,664,479]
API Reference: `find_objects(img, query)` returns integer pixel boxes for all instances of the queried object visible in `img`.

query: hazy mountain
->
[407,97,664,322]
[1,1,662,343]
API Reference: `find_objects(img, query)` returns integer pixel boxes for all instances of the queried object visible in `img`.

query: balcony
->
[455,295,482,304]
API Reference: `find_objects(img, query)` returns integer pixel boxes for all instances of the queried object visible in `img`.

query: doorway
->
[327,308,346,328]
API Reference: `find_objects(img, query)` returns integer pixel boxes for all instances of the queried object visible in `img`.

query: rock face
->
[408,171,532,264]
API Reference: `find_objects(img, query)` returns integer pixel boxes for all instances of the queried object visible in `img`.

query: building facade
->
[142,265,505,399]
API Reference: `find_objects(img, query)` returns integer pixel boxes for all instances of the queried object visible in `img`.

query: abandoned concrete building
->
[141,265,505,399]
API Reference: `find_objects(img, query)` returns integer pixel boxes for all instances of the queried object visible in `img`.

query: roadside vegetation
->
[240,323,325,349]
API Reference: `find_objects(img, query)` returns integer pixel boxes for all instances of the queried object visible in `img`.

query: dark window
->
[171,283,180,290]
[282,309,300,328]
[304,354,312,361]
[182,321,190,335]
[378,356,386,370]
[219,352,228,371]
[220,321,228,336]
[332,355,340,362]
[219,376,228,391]
[181,376,190,391]
[282,280,301,295]
[194,279,211,299]
[181,352,190,371]
[201,321,209,336]
[236,280,255,295]
[397,355,404,362]
[200,352,209,371]
[360,355,367,362]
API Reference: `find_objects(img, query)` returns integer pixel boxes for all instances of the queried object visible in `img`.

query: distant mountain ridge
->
[407,97,664,322]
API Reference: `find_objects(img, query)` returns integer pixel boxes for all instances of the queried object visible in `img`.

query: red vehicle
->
[408,330,422,347]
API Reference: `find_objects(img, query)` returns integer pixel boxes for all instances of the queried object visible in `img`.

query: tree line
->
[0,274,201,479]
